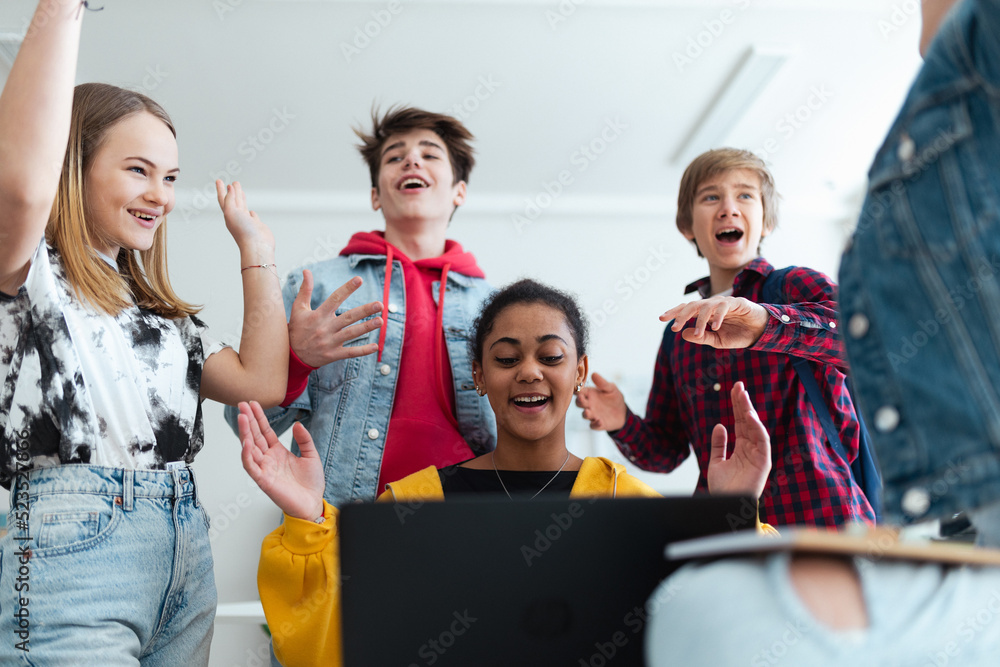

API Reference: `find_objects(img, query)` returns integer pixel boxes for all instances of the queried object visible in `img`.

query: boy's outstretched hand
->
[289,270,383,368]
[576,372,627,432]
[661,295,769,349]
[238,401,326,521]
[707,382,771,498]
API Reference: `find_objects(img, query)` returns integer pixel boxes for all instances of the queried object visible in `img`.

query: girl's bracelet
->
[241,263,278,277]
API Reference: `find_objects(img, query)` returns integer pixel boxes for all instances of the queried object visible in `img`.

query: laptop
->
[339,495,751,666]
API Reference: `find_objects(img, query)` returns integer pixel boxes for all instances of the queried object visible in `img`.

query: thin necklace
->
[492,450,572,500]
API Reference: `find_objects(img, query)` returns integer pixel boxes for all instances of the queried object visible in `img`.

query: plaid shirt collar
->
[683,256,776,298]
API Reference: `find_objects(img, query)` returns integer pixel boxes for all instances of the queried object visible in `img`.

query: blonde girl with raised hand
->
[0,2,287,664]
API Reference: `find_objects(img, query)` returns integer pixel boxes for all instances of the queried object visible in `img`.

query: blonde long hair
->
[45,83,199,318]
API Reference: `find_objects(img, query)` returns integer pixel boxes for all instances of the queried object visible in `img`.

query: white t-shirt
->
[0,243,226,488]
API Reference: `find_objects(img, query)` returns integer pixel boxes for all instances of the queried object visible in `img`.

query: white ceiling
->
[0,0,923,221]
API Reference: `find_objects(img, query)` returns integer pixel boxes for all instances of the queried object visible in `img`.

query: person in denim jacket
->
[645,3,1000,664]
[839,0,1000,539]
[225,108,496,509]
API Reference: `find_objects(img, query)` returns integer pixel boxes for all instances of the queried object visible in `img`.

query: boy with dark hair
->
[356,106,476,194]
[225,106,495,508]
[578,147,874,527]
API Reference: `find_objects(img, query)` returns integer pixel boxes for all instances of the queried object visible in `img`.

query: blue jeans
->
[0,465,216,666]
[838,0,1000,525]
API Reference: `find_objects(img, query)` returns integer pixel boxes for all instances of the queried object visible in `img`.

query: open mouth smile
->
[715,227,744,244]
[128,209,159,228]
[398,177,430,190]
[512,394,550,411]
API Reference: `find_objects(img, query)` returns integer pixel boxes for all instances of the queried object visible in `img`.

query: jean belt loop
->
[169,466,182,500]
[123,468,134,512]
[187,465,200,508]
[10,470,26,509]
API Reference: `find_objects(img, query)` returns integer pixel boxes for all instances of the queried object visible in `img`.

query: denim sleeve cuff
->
[280,500,337,555]
[280,347,317,408]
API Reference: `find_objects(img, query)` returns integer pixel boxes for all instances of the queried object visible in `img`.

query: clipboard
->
[666,526,1000,566]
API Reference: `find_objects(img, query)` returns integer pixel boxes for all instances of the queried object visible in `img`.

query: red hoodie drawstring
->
[434,263,460,430]
[377,246,393,362]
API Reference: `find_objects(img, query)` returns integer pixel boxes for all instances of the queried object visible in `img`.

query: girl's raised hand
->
[215,180,275,250]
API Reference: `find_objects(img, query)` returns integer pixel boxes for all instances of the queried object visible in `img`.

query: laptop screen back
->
[339,495,751,666]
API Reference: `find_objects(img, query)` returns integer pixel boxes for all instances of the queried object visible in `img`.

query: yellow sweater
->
[256,457,764,667]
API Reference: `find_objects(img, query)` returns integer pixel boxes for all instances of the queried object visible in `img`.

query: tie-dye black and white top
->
[0,242,227,489]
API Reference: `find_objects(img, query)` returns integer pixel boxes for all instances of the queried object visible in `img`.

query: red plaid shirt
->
[613,258,875,527]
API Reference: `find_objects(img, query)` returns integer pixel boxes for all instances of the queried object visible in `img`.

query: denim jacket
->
[839,0,1000,523]
[224,254,497,507]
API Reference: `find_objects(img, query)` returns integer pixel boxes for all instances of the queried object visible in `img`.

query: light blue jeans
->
[0,465,216,666]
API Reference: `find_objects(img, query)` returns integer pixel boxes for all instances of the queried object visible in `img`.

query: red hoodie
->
[283,231,486,494]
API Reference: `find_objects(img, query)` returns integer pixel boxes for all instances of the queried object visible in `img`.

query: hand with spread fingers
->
[575,372,627,432]
[660,295,769,349]
[706,382,771,498]
[238,400,326,521]
[289,269,384,368]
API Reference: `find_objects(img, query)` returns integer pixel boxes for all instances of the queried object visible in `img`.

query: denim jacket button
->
[901,487,931,517]
[848,313,870,339]
[897,134,916,162]
[367,428,379,440]
[388,303,399,313]
[873,406,900,432]
[379,364,391,376]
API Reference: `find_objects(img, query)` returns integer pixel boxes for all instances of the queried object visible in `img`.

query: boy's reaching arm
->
[661,268,847,371]
[660,296,769,349]
[576,373,627,432]
[578,336,693,473]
